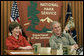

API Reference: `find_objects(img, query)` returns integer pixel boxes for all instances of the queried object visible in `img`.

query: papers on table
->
[10,52,34,54]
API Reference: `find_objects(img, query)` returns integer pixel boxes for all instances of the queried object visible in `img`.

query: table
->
[5,47,78,55]
[5,49,35,55]
[5,47,53,55]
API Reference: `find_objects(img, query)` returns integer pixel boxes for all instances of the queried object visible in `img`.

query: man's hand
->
[73,44,79,49]
[65,26,69,31]
[71,44,79,49]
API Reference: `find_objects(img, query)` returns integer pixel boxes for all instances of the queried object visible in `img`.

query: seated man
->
[49,21,78,49]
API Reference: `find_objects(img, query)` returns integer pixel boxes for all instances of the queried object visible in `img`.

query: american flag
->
[9,1,21,36]
[9,1,28,40]
[10,1,20,23]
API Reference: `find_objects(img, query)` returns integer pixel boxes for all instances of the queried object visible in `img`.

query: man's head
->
[51,21,62,36]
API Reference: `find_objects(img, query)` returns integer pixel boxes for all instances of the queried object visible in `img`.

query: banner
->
[17,1,63,46]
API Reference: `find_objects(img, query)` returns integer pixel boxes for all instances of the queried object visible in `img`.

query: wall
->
[1,1,83,55]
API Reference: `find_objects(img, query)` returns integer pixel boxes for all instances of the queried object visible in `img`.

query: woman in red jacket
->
[6,22,32,50]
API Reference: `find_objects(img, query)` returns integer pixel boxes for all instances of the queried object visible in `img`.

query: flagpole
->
[67,1,72,38]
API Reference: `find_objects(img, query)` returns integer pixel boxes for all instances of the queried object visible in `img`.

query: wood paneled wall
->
[61,1,83,47]
[59,1,83,47]
[1,1,83,55]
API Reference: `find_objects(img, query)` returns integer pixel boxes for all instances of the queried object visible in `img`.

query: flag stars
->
[10,1,20,23]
